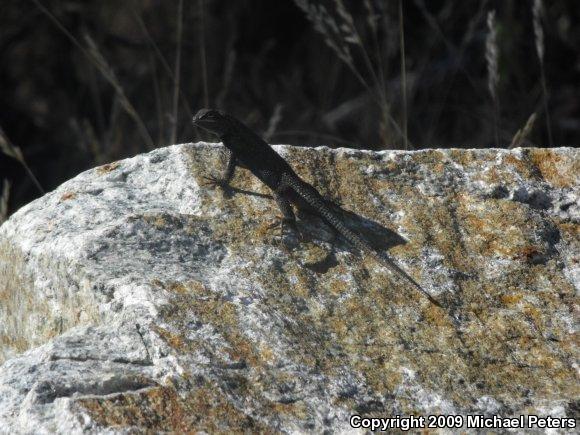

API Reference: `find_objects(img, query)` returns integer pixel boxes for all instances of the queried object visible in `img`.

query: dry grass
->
[0,179,10,225]
[1,2,570,222]
[532,0,553,147]
[198,0,209,108]
[131,7,195,138]
[293,0,361,80]
[0,126,44,194]
[32,0,154,150]
[83,34,155,150]
[292,0,407,148]
[170,0,184,145]
[264,104,284,142]
[412,0,490,143]
[486,10,499,147]
[509,113,537,149]
[398,0,408,150]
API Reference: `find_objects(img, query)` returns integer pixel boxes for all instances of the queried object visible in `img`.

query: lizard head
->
[192,109,233,136]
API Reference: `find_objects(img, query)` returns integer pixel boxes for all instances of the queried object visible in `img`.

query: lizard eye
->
[193,109,222,125]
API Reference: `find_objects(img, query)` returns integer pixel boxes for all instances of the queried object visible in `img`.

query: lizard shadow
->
[294,202,409,274]
[300,204,406,244]
[218,185,408,275]
[254,193,407,252]
[219,185,272,200]
[323,203,408,251]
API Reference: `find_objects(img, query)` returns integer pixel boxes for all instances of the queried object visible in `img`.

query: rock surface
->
[0,143,578,433]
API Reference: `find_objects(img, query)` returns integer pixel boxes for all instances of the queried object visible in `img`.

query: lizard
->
[193,108,440,306]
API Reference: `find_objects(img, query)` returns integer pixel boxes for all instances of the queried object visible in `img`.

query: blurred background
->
[0,0,578,220]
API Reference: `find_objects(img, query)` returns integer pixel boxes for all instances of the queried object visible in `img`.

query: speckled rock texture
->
[0,143,578,433]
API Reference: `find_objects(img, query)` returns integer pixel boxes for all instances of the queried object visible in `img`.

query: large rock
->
[0,143,578,433]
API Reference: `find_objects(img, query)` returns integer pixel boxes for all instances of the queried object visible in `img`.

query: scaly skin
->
[193,108,440,306]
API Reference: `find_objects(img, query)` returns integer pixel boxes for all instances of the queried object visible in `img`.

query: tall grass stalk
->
[264,104,284,142]
[170,0,184,144]
[532,0,553,147]
[198,0,209,107]
[149,52,165,145]
[87,55,106,143]
[0,179,10,224]
[399,0,408,150]
[486,10,500,147]
[0,127,44,194]
[104,97,122,159]
[363,0,385,90]
[509,112,537,148]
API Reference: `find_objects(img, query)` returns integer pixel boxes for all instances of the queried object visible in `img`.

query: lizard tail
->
[371,250,442,307]
[284,174,441,306]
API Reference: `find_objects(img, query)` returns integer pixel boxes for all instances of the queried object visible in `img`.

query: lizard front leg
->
[203,149,238,189]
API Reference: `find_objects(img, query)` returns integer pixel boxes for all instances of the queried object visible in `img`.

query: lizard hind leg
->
[267,192,302,241]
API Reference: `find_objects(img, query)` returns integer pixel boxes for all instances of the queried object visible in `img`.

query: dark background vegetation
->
[0,0,578,217]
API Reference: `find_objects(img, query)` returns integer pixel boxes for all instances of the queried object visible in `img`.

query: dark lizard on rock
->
[193,108,440,306]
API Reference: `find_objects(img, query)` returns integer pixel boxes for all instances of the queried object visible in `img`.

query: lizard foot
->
[267,218,303,242]
[202,175,231,190]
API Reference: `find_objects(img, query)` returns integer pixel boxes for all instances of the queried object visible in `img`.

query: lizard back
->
[223,118,298,190]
